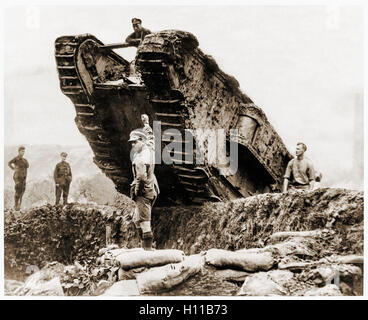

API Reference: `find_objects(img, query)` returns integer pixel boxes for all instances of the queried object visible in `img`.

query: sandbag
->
[328,254,363,265]
[102,280,140,296]
[22,277,64,296]
[16,262,65,296]
[237,272,289,296]
[136,255,204,293]
[303,284,342,296]
[98,244,119,256]
[213,269,250,282]
[115,249,184,270]
[205,249,275,272]
[278,260,318,271]
[237,237,316,259]
[99,248,144,265]
[301,263,362,286]
[4,279,25,296]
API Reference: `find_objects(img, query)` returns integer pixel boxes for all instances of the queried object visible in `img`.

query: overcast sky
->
[3,4,364,189]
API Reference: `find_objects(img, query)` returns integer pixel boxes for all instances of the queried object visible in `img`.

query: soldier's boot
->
[142,231,153,251]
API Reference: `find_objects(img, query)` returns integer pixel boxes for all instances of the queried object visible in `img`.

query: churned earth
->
[4,188,364,296]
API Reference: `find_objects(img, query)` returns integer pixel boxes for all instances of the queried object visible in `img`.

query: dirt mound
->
[4,203,130,279]
[4,188,363,295]
[152,188,363,255]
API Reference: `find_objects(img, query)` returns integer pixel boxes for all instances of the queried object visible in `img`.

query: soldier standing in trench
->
[8,146,29,211]
[129,115,159,250]
[54,152,72,205]
[283,142,315,192]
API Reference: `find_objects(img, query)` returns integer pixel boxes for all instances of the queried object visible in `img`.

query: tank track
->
[55,35,130,192]
[136,54,222,204]
[137,31,292,197]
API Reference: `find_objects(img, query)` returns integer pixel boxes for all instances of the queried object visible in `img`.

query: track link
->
[137,52,220,204]
[55,35,130,191]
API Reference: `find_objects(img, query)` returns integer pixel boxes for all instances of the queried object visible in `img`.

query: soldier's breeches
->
[55,183,70,205]
[14,178,26,208]
[133,196,153,227]
[63,183,70,202]
[14,179,26,195]
[55,185,62,204]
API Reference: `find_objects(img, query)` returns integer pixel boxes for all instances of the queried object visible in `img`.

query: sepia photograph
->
[1,1,365,300]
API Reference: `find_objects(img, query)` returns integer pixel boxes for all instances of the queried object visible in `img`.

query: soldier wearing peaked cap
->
[54,152,72,206]
[125,18,152,47]
[129,119,159,250]
[8,146,29,211]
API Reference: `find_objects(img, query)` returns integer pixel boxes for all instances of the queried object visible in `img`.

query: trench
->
[4,188,364,295]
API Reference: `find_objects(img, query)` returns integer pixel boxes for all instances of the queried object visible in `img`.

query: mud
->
[151,188,363,255]
[4,187,364,296]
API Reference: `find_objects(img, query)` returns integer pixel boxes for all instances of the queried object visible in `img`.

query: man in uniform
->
[125,18,151,47]
[54,152,72,205]
[283,142,315,192]
[129,126,159,250]
[8,146,29,211]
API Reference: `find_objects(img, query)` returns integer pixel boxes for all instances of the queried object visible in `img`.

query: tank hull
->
[136,31,292,199]
[55,31,292,205]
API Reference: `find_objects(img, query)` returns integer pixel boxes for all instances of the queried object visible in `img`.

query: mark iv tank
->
[55,31,292,206]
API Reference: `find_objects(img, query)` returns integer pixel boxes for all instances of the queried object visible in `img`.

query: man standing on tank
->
[283,142,315,192]
[8,146,29,211]
[125,18,151,47]
[54,152,72,206]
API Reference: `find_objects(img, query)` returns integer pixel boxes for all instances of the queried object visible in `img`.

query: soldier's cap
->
[60,152,68,157]
[18,146,25,151]
[132,18,142,25]
[128,129,147,142]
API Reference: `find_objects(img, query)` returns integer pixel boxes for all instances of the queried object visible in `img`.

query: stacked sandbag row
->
[95,246,203,295]
[201,229,363,296]
[82,227,363,296]
[5,233,363,296]
[95,244,277,296]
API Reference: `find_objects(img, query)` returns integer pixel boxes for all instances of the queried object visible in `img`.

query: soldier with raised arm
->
[129,115,159,250]
[8,146,29,211]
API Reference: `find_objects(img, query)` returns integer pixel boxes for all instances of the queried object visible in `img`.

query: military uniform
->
[54,160,72,205]
[8,155,29,210]
[129,129,159,250]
